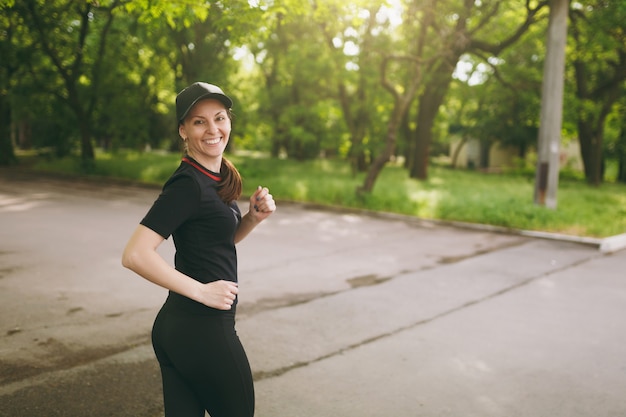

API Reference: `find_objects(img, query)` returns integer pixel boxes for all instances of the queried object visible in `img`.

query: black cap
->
[176,82,233,123]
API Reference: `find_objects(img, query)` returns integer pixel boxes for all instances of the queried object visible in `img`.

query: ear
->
[178,124,186,139]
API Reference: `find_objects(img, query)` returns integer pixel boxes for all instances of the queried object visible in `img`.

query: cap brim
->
[179,93,233,122]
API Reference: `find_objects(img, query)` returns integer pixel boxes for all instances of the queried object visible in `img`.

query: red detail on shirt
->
[182,157,222,182]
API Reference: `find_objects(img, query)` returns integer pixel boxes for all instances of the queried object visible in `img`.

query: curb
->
[282,200,626,255]
[598,233,626,254]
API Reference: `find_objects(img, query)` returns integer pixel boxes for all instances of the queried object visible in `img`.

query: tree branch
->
[469,0,549,55]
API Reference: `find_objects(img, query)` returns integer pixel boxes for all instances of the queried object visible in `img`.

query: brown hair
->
[218,156,242,203]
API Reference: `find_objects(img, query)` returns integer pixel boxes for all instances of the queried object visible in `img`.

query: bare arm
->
[122,224,237,310]
[235,186,276,244]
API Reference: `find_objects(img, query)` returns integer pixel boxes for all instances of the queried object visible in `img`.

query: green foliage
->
[568,0,626,183]
[1,0,623,193]
[445,2,549,166]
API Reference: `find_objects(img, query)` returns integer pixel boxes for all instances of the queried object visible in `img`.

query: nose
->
[204,120,218,133]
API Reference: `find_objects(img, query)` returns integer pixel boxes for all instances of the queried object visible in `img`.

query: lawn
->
[29,150,626,238]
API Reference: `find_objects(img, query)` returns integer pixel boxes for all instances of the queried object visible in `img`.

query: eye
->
[216,115,226,122]
[193,119,205,125]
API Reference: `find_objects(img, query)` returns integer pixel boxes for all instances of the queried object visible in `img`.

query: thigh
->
[153,308,255,417]
[159,363,205,417]
[199,322,255,417]
[153,306,205,417]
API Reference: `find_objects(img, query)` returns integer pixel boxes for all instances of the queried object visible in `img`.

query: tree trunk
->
[358,127,398,195]
[0,16,17,166]
[577,119,604,186]
[0,84,17,166]
[349,133,368,174]
[479,140,490,169]
[0,111,17,166]
[78,118,95,171]
[358,96,411,195]
[408,67,454,180]
[618,126,626,183]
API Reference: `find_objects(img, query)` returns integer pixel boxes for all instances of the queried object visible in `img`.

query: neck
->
[187,153,222,173]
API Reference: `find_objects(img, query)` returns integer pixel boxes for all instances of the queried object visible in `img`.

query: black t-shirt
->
[141,157,242,308]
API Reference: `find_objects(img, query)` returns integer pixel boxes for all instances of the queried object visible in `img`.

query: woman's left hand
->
[249,185,276,221]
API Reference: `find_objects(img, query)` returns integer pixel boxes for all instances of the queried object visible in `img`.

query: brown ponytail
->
[218,157,242,203]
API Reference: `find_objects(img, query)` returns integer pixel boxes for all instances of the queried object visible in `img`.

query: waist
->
[164,291,237,317]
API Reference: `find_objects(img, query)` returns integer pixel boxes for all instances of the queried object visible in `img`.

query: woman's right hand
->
[199,280,239,310]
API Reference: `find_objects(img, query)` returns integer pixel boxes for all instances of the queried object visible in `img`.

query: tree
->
[617,114,626,183]
[3,0,623,185]
[314,1,393,173]
[405,0,548,181]
[570,0,626,185]
[17,0,122,169]
[127,2,249,150]
[250,2,343,160]
[0,4,20,165]
[2,0,267,160]
[358,0,438,194]
[448,40,544,170]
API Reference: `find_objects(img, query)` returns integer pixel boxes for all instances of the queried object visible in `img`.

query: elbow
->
[121,254,131,269]
[121,225,162,272]
[121,248,140,271]
[121,252,132,270]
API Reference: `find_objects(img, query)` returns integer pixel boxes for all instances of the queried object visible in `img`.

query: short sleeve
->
[140,174,200,238]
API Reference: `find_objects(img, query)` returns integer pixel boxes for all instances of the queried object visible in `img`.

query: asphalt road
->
[0,170,625,417]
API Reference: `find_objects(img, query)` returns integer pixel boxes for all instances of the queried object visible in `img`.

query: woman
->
[122,82,275,417]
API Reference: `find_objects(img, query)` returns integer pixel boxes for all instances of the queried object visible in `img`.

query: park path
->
[0,170,624,417]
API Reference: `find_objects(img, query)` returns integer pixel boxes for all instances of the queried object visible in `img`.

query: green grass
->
[29,150,626,238]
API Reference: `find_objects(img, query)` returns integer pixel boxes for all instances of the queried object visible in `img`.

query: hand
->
[198,280,239,310]
[249,185,276,221]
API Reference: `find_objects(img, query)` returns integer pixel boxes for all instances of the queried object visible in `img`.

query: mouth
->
[203,137,222,145]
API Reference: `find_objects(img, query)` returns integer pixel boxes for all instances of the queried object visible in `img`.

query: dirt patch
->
[0,337,150,385]
[347,274,392,288]
[237,291,334,317]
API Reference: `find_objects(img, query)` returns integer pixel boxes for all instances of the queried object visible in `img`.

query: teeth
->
[204,138,221,145]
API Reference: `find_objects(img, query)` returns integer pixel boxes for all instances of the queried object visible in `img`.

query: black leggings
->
[152,299,254,417]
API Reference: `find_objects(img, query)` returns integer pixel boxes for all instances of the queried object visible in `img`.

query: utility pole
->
[534,0,569,208]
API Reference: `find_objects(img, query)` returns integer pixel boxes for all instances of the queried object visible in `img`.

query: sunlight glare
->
[343,41,359,56]
[453,55,490,86]
[378,0,403,27]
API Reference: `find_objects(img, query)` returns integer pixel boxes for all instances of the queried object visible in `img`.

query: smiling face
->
[178,98,231,172]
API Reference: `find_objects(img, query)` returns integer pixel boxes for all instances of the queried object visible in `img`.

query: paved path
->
[0,171,624,417]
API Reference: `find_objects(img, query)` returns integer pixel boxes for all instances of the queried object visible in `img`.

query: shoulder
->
[162,163,202,191]
[156,165,200,205]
